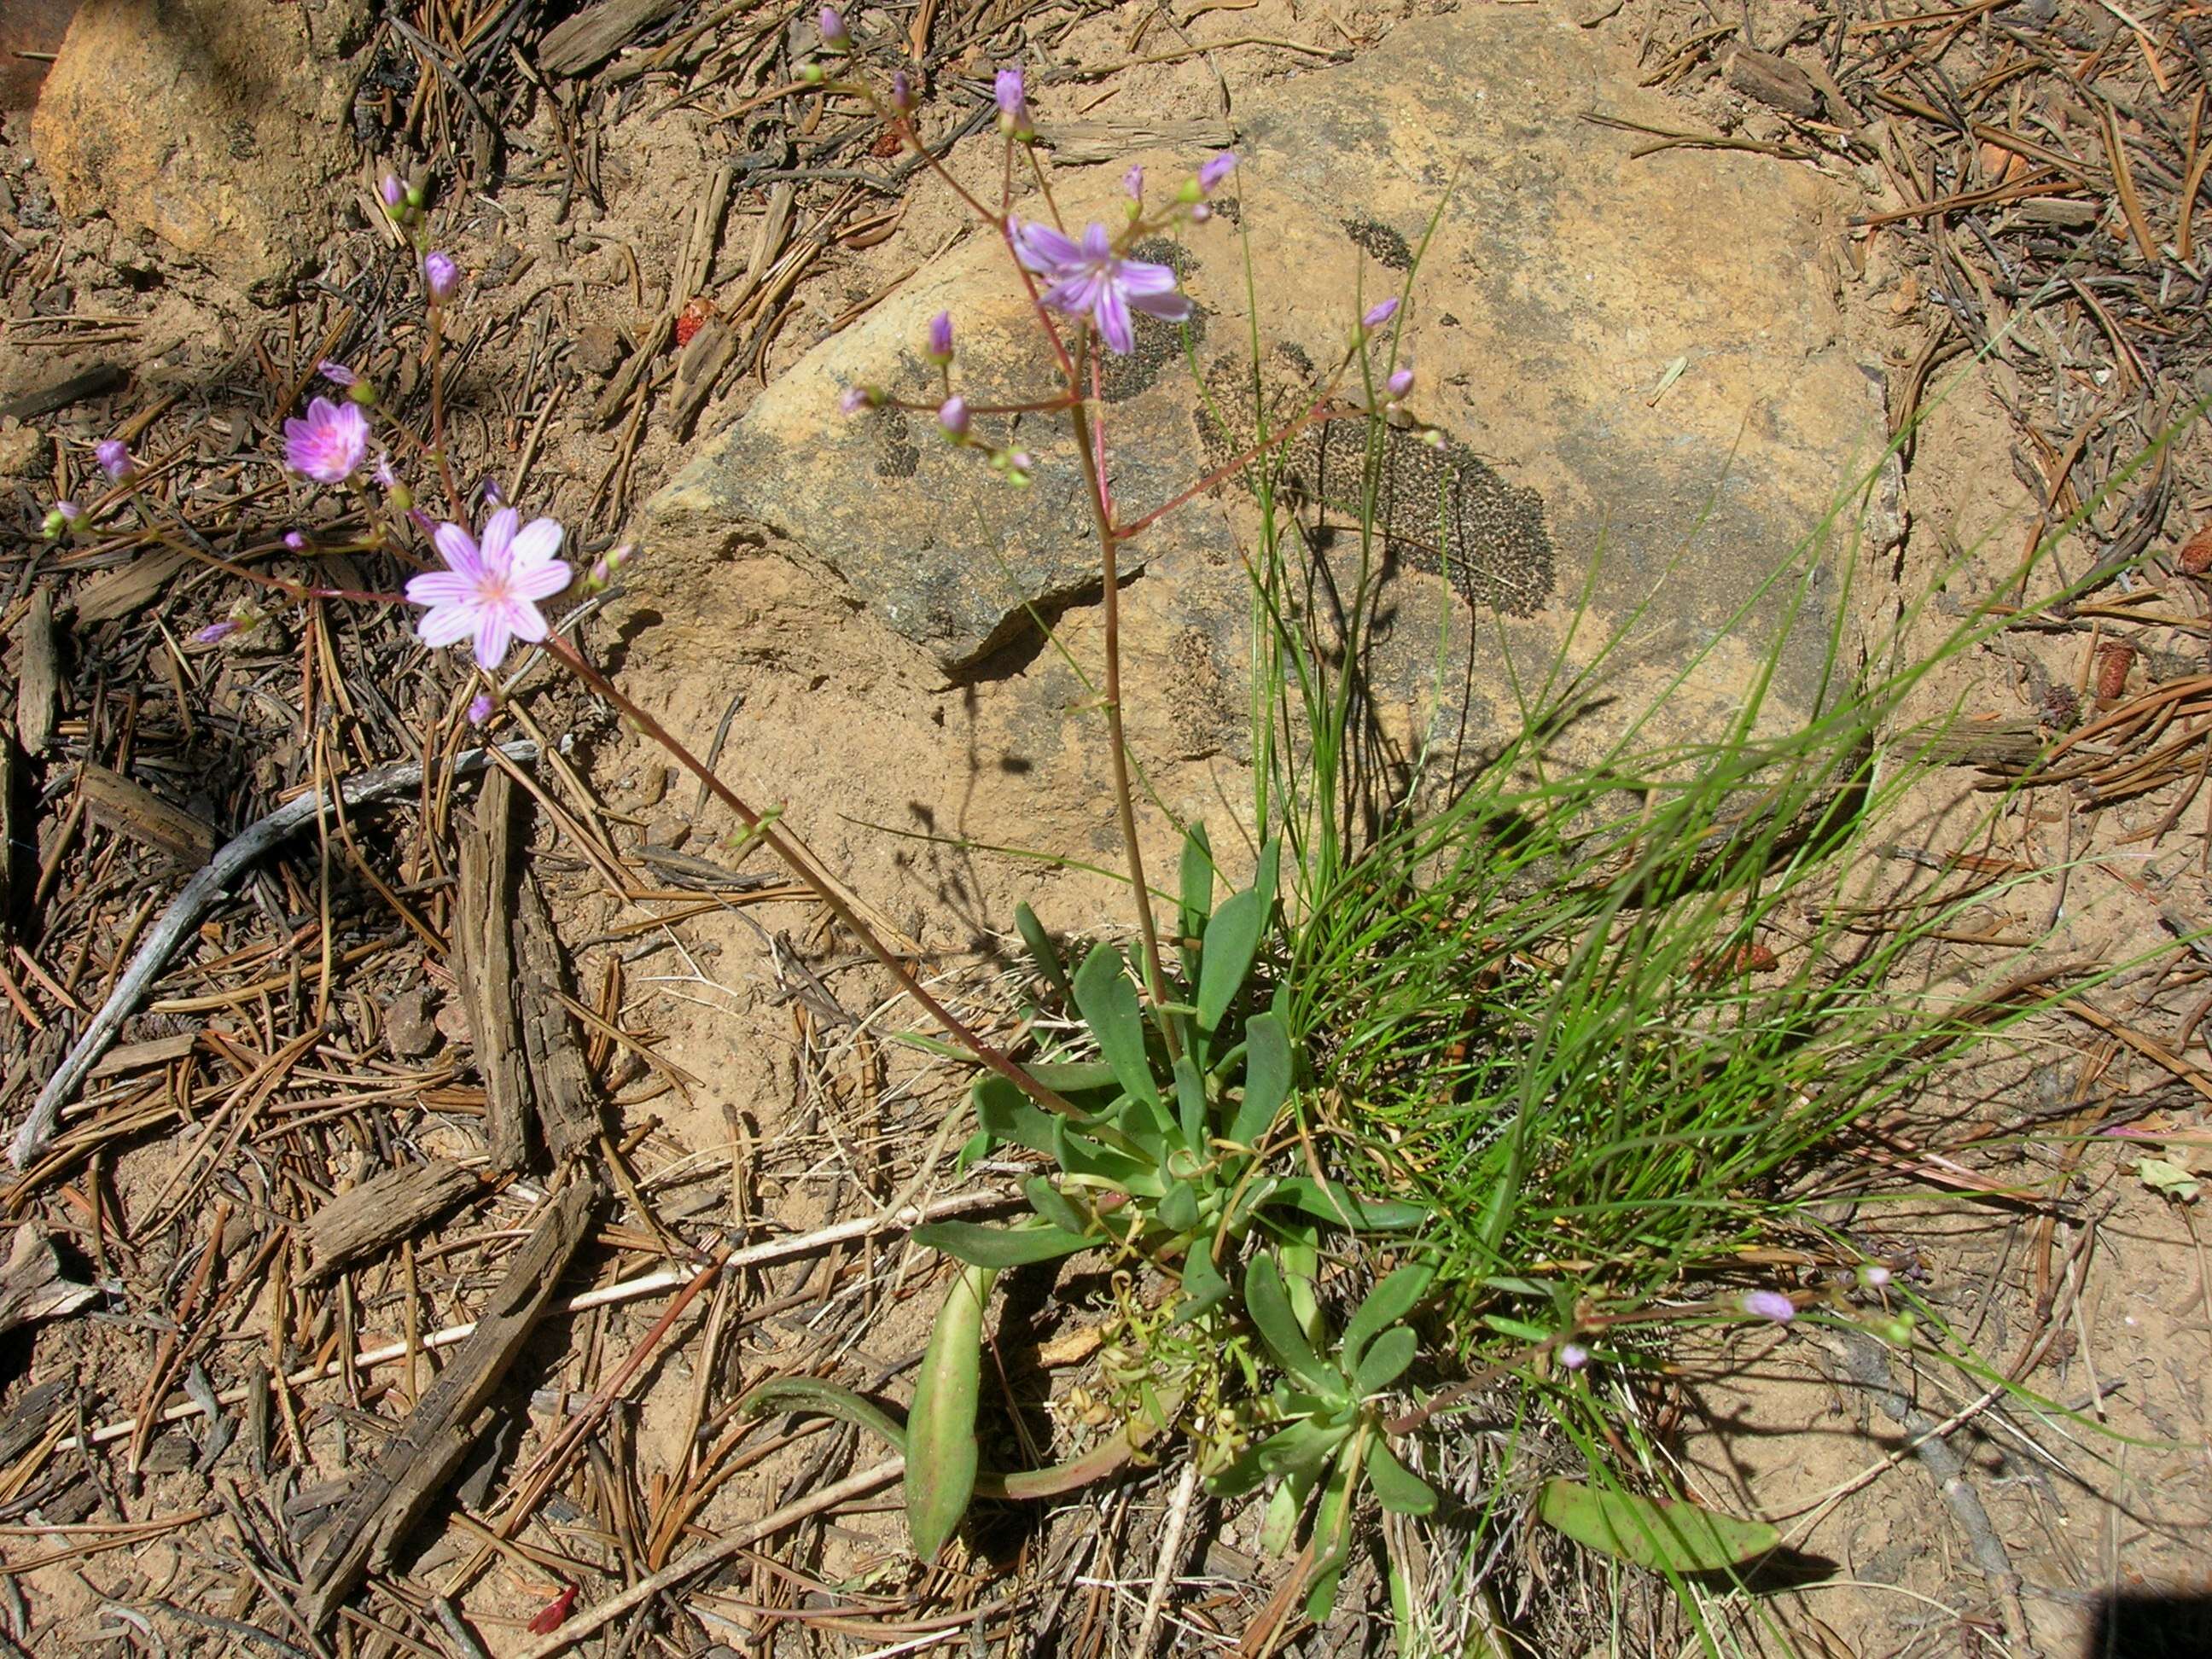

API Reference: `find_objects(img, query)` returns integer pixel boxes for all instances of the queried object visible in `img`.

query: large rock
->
[632,7,1894,832]
[32,0,370,297]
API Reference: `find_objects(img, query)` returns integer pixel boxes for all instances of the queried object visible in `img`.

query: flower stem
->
[544,639,1072,1116]
[1065,394,1179,1062]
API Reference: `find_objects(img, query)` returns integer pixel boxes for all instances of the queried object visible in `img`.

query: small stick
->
[508,1459,904,1659]
[9,741,538,1168]
[53,1188,1016,1452]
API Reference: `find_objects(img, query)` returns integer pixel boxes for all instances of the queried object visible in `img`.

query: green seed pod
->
[906,1261,996,1564]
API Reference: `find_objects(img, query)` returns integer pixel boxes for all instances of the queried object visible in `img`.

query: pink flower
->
[96,439,135,481]
[317,358,357,387]
[1196,151,1237,193]
[405,507,573,671]
[1010,219,1192,355]
[284,397,369,484]
[1740,1289,1796,1324]
[467,691,496,725]
[423,251,460,302]
[995,67,1032,135]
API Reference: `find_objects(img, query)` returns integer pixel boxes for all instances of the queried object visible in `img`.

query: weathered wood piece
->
[0,364,125,422]
[78,762,219,867]
[537,0,682,75]
[304,1160,481,1283]
[299,1181,597,1631]
[515,873,602,1165]
[1039,117,1238,165]
[1917,715,2050,770]
[452,767,531,1173]
[1725,48,1824,119]
[89,1030,200,1078]
[15,588,59,754]
[0,1223,97,1334]
[75,548,190,624]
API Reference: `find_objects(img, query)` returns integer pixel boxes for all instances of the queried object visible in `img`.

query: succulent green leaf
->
[1178,822,1216,982]
[1245,1253,1341,1399]
[1022,1175,1087,1237]
[1196,841,1279,1032]
[1342,1263,1433,1374]
[1210,1415,1350,1499]
[736,1377,909,1453]
[1303,1434,1360,1621]
[1267,1177,1429,1231]
[1174,1244,1231,1324]
[906,1263,996,1563]
[1481,1313,1553,1342]
[1172,1052,1208,1151]
[1257,1470,1310,1556]
[1230,1010,1293,1148]
[1365,1436,1439,1515]
[1074,943,1161,1109]
[1352,1326,1417,1395]
[1157,1178,1201,1237]
[1024,1059,1126,1100]
[1014,901,1074,1009]
[1536,1479,1780,1575]
[913,1220,1092,1268]
[972,1074,1058,1155]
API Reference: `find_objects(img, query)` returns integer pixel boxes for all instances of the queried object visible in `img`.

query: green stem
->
[1066,393,1180,1065]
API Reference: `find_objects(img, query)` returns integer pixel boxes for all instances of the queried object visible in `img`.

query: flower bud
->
[193,619,240,645]
[937,394,969,439]
[347,380,378,407]
[838,384,881,416]
[1559,1342,1590,1371]
[1361,296,1400,330]
[1740,1289,1796,1324]
[800,59,827,83]
[388,482,415,512]
[585,543,637,593]
[889,69,916,113]
[41,501,79,541]
[468,690,497,725]
[318,358,357,387]
[379,172,405,211]
[423,251,460,302]
[1196,150,1237,194]
[1386,366,1414,399]
[1123,165,1144,202]
[926,310,954,364]
[1857,1263,1892,1289]
[818,4,849,48]
[284,531,308,551]
[96,439,134,482]
[995,65,1033,137]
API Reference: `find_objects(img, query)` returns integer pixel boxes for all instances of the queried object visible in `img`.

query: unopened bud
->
[937,394,970,439]
[585,543,637,592]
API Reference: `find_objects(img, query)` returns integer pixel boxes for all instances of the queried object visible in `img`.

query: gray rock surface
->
[633,6,1893,778]
[32,0,370,297]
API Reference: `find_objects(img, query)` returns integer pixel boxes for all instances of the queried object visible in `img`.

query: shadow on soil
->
[2085,1592,2212,1658]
